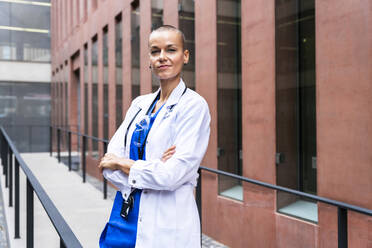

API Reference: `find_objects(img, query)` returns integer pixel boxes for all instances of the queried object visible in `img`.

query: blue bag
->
[99,191,141,248]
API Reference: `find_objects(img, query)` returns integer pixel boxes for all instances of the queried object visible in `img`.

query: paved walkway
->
[0,153,227,248]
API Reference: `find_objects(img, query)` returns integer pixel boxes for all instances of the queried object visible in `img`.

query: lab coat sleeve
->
[102,96,143,190]
[127,97,211,191]
[102,119,130,190]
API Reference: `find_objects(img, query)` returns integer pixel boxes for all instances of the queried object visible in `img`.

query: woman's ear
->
[183,49,190,64]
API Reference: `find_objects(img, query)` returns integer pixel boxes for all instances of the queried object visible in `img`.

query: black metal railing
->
[50,126,109,199]
[195,166,372,248]
[0,126,82,248]
[50,126,372,248]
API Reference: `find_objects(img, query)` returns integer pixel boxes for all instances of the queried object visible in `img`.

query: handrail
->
[50,125,372,248]
[198,166,372,217]
[55,127,108,143]
[1,126,82,248]
[196,167,372,248]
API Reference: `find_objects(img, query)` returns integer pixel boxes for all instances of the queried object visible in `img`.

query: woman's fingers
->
[163,146,176,155]
[99,154,118,172]
[162,148,176,158]
[161,146,176,162]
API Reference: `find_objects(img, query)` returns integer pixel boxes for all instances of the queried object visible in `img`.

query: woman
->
[98,25,210,248]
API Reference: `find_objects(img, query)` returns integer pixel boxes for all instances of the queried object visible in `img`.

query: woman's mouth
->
[158,65,170,69]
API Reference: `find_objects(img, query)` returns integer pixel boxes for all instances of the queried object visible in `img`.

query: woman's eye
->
[151,50,159,55]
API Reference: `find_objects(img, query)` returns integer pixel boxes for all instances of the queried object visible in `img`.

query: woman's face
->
[149,30,189,81]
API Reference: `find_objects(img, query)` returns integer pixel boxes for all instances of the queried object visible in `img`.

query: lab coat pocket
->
[156,191,176,229]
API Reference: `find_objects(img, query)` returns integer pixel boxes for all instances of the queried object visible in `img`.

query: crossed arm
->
[98,145,176,175]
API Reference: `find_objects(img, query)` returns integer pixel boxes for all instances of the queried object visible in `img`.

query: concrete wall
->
[0,61,51,83]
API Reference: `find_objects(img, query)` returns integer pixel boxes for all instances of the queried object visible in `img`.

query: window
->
[179,0,195,90]
[103,28,109,140]
[115,16,123,128]
[151,0,163,92]
[131,3,140,99]
[0,1,50,62]
[91,36,99,158]
[0,82,50,152]
[275,0,317,223]
[64,61,68,128]
[84,44,88,135]
[217,0,242,201]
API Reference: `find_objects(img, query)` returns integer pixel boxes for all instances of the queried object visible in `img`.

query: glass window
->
[115,18,123,128]
[0,2,11,26]
[84,44,88,135]
[65,62,68,128]
[0,2,50,62]
[217,0,242,201]
[275,0,317,223]
[0,82,51,152]
[131,4,140,100]
[179,0,195,90]
[151,0,163,30]
[91,37,99,157]
[103,29,109,140]
[10,3,50,30]
[151,0,163,92]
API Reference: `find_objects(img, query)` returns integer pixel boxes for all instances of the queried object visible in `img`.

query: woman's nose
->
[159,50,166,61]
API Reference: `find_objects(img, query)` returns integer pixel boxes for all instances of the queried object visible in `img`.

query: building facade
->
[51,0,372,247]
[0,0,51,152]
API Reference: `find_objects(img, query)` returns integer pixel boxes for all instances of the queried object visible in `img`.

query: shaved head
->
[150,25,186,51]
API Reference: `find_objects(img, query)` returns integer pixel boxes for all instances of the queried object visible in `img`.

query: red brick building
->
[51,0,372,247]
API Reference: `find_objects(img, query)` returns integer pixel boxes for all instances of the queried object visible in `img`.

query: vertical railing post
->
[15,159,20,239]
[82,136,86,183]
[196,168,202,244]
[103,141,107,199]
[57,128,61,163]
[49,126,53,157]
[68,131,72,171]
[338,207,348,248]
[9,150,13,207]
[1,133,4,172]
[27,179,34,248]
[5,145,9,188]
[60,238,66,248]
[3,138,8,176]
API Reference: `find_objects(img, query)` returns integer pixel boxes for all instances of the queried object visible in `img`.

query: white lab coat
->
[103,79,211,248]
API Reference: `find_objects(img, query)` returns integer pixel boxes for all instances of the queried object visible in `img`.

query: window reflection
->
[131,4,140,99]
[84,44,88,135]
[179,0,195,90]
[91,37,99,158]
[275,0,317,223]
[103,29,109,140]
[0,82,51,152]
[0,2,50,62]
[115,18,123,128]
[151,0,163,92]
[217,0,242,201]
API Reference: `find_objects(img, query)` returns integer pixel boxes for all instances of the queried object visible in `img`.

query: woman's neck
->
[159,75,181,102]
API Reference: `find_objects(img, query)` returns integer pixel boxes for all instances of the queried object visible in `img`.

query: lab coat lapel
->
[125,89,161,156]
[147,80,186,139]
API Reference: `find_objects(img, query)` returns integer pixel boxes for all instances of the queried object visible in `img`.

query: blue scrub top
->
[122,96,164,247]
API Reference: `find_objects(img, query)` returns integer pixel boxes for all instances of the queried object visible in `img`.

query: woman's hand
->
[161,145,176,162]
[99,153,134,175]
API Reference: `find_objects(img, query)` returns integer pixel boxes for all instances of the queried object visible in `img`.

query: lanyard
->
[124,86,188,150]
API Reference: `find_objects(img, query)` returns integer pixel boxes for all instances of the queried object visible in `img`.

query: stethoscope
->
[124,86,188,157]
